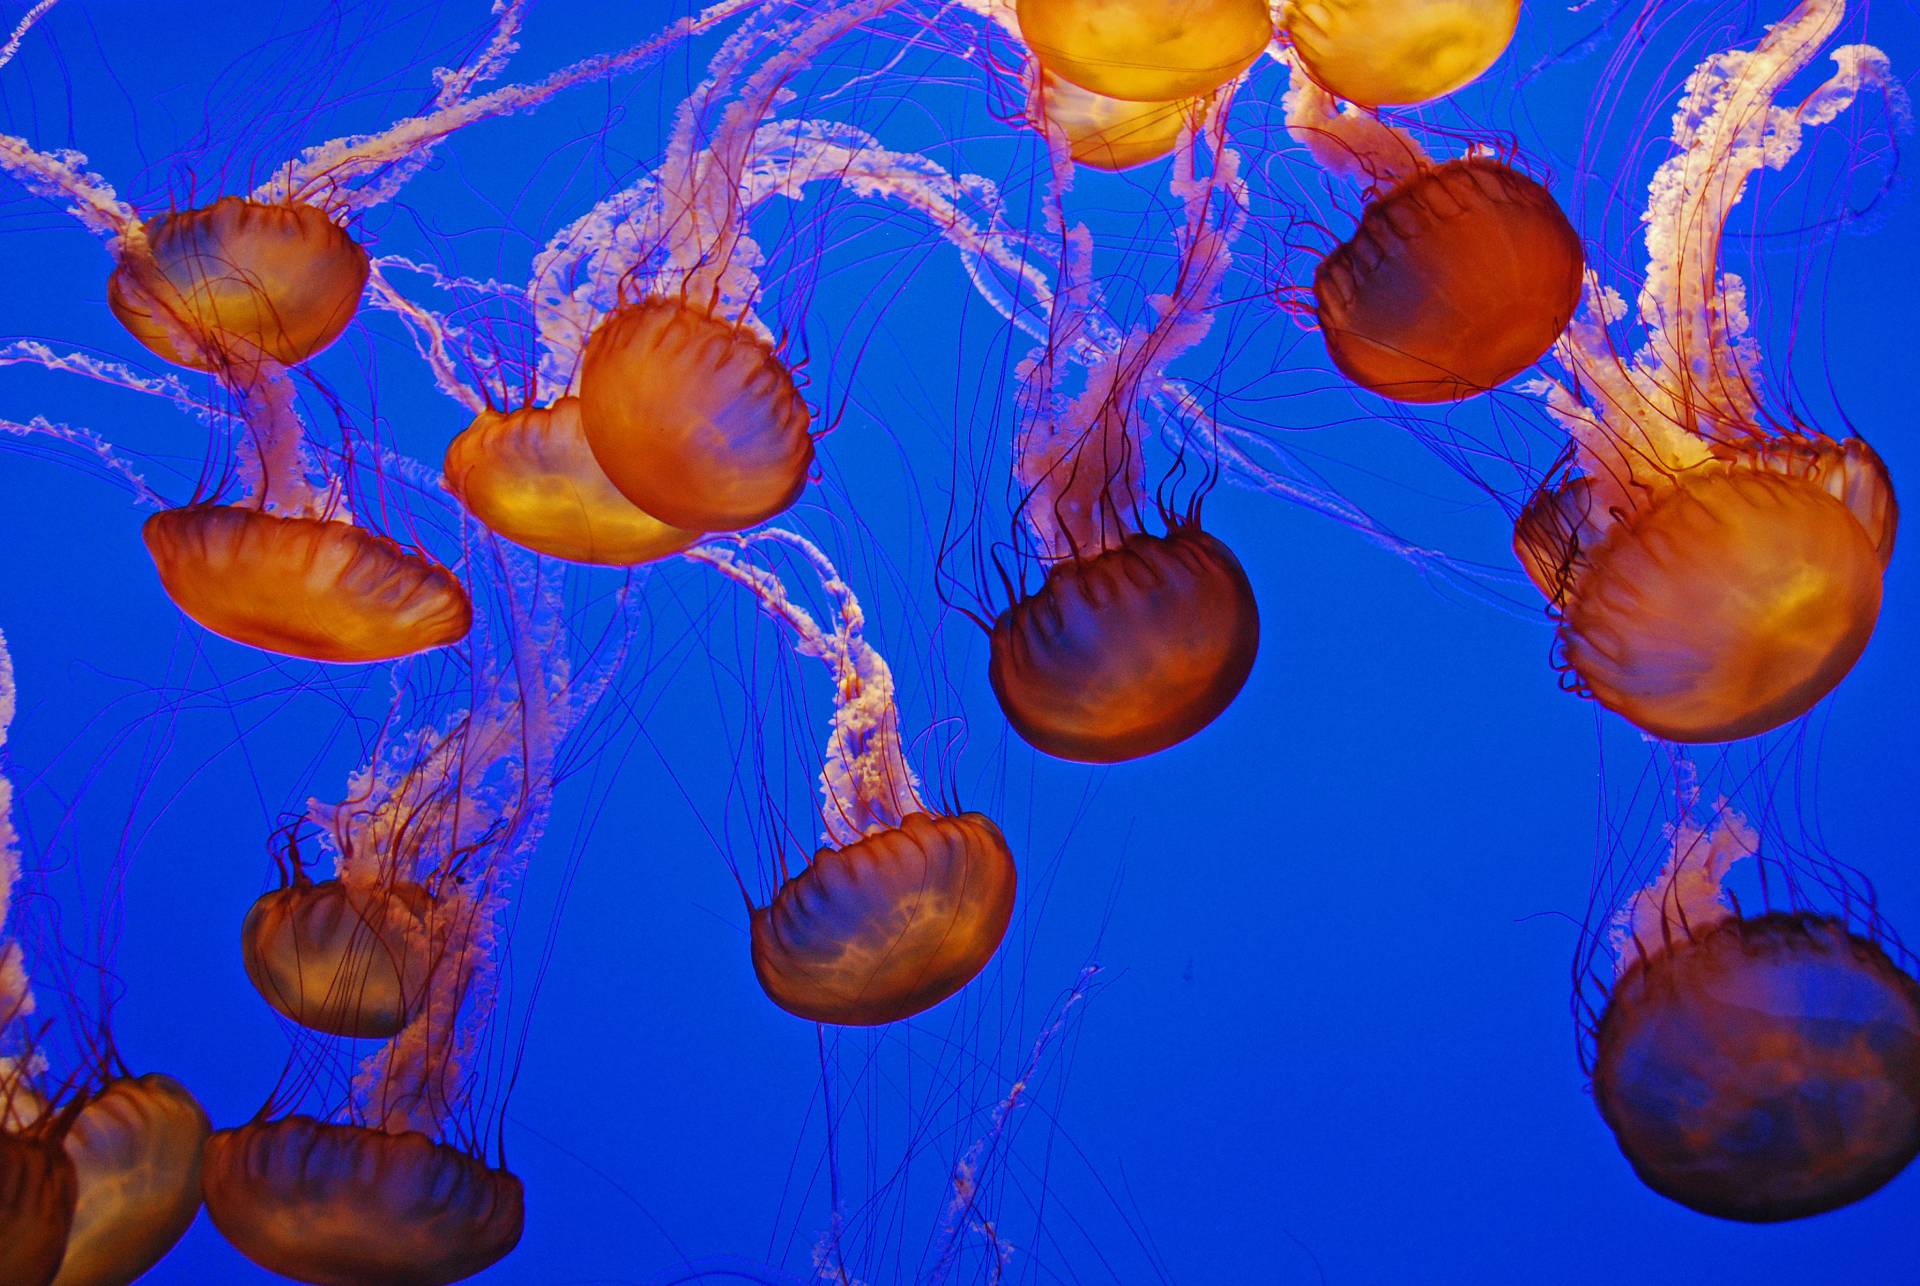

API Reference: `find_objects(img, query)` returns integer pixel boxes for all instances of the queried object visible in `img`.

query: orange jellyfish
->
[1589,798,1920,1221]
[1282,0,1521,108]
[1015,0,1273,102]
[1520,1,1897,741]
[1033,73,1204,172]
[691,531,1017,1025]
[1284,60,1583,402]
[988,126,1258,762]
[444,396,698,565]
[106,197,369,373]
[0,1126,75,1286]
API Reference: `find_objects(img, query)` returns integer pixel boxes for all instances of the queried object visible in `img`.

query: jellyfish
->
[690,531,1017,1026]
[1281,0,1521,108]
[443,396,698,565]
[987,121,1259,763]
[0,1127,74,1286]
[1520,0,1901,741]
[1014,0,1273,102]
[1587,791,1920,1221]
[1283,58,1584,402]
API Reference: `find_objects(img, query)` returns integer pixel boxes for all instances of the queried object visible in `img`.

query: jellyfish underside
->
[578,297,813,533]
[1518,456,1890,742]
[52,1074,210,1286]
[107,197,369,371]
[1595,913,1920,1222]
[201,1116,524,1286]
[444,396,698,565]
[1014,0,1273,102]
[989,526,1260,763]
[751,811,1018,1026]
[1284,0,1521,108]
[1,1129,76,1286]
[1036,73,1198,172]
[241,879,434,1039]
[142,506,472,664]
[1315,158,1583,403]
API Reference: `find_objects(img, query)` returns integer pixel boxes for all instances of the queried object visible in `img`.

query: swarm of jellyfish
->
[0,0,1914,1279]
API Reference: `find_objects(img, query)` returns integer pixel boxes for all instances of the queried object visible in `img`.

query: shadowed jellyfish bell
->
[241,874,435,1039]
[1594,813,1920,1221]
[579,298,813,533]
[51,1075,210,1286]
[107,198,370,371]
[1035,73,1202,172]
[1,1129,76,1286]
[693,534,1018,1025]
[142,506,472,663]
[1283,0,1521,107]
[1015,0,1273,102]
[202,1116,523,1286]
[990,526,1259,762]
[1315,158,1583,402]
[1522,1,1898,740]
[444,396,698,565]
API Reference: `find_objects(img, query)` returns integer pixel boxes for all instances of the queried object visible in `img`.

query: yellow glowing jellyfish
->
[1282,0,1520,108]
[1520,0,1900,741]
[1033,73,1205,172]
[1015,0,1273,102]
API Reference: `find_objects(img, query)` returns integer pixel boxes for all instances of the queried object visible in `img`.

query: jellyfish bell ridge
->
[241,877,436,1039]
[1313,157,1583,403]
[142,505,473,664]
[1014,0,1274,103]
[750,811,1018,1026]
[578,297,813,533]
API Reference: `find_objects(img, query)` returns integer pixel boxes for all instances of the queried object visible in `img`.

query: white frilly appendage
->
[1278,50,1430,190]
[1610,800,1759,977]
[0,627,37,1056]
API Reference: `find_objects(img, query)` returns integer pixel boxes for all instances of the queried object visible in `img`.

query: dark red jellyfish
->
[692,531,1017,1025]
[1590,802,1920,1221]
[0,1125,75,1286]
[1522,5,1897,741]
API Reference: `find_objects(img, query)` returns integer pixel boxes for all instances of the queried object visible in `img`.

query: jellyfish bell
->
[989,524,1259,763]
[1595,912,1920,1222]
[50,1073,210,1286]
[201,1115,523,1286]
[1,1123,76,1286]
[1314,157,1583,403]
[1034,73,1202,172]
[443,396,699,565]
[1515,435,1895,742]
[241,874,437,1040]
[1014,0,1273,103]
[1283,0,1521,108]
[107,197,370,373]
[142,505,473,664]
[752,811,1018,1026]
[578,297,813,533]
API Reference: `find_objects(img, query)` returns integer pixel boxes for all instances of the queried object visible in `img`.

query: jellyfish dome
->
[1283,0,1521,108]
[444,396,698,565]
[1015,0,1273,102]
[107,198,369,372]
[51,1074,210,1286]
[990,526,1260,763]
[1035,73,1201,173]
[1595,914,1920,1221]
[578,298,813,533]
[1314,158,1583,403]
[0,1127,76,1286]
[143,505,472,664]
[201,1115,524,1286]
[241,876,436,1039]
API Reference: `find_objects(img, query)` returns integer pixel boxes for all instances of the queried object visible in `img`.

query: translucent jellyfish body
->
[0,1129,76,1286]
[51,1075,209,1286]
[1595,913,1920,1221]
[1015,0,1273,102]
[752,812,1018,1026]
[241,878,435,1039]
[107,198,369,371]
[1315,158,1583,403]
[990,527,1259,763]
[1518,436,1894,743]
[444,397,698,565]
[202,1116,523,1286]
[1283,0,1521,107]
[142,506,472,663]
[1035,73,1199,172]
[579,298,813,533]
